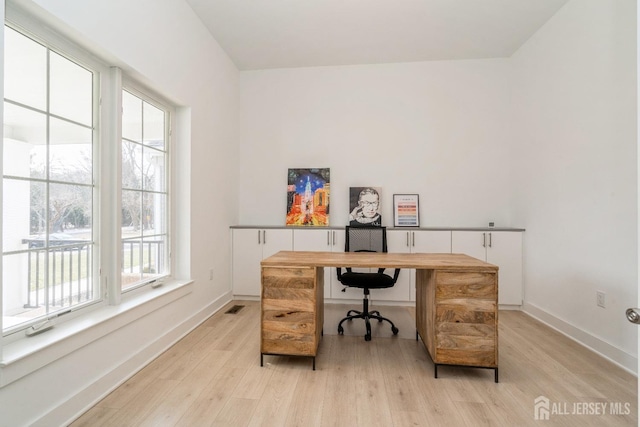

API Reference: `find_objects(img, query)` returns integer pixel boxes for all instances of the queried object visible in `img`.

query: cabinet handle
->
[327,231,330,246]
[488,232,492,248]
[482,232,486,248]
[412,232,415,247]
[258,230,261,245]
[333,231,336,246]
[406,232,410,247]
[263,230,266,245]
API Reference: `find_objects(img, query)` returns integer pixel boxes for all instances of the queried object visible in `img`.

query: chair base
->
[337,294,399,341]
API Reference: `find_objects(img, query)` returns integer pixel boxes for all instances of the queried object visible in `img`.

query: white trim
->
[0,279,193,386]
[522,302,637,375]
[44,291,232,427]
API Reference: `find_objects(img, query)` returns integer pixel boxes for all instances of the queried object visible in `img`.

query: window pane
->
[122,189,142,237]
[3,102,47,179]
[122,91,142,142]
[3,178,95,330]
[121,236,165,290]
[50,117,93,184]
[143,193,166,236]
[3,25,99,333]
[3,241,94,330]
[50,52,93,126]
[49,183,93,235]
[3,252,37,330]
[121,89,168,291]
[142,235,166,282]
[143,102,165,150]
[122,140,142,190]
[142,146,165,192]
[2,179,43,252]
[4,27,46,110]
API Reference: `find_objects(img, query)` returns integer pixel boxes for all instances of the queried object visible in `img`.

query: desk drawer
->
[435,272,496,300]
[418,269,498,369]
[436,301,496,324]
[261,266,323,358]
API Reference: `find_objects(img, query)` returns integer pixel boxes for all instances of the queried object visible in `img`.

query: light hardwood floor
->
[71,300,637,426]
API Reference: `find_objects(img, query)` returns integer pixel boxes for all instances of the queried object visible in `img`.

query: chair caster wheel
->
[338,326,344,335]
[365,334,371,341]
[391,326,399,335]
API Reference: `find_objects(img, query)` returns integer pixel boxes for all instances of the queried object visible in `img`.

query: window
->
[121,89,169,290]
[2,20,174,335]
[3,25,98,332]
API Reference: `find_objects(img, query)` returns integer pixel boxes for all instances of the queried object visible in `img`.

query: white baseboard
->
[522,302,637,376]
[37,291,233,427]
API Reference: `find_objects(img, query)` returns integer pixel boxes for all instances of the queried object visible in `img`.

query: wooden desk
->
[260,251,499,381]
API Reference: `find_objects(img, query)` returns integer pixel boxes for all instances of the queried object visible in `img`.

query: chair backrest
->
[340,226,399,280]
[345,226,387,253]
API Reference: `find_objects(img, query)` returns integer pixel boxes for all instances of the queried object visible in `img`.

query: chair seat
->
[340,272,395,289]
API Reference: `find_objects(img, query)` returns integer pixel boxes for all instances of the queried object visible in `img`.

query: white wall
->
[511,0,637,371]
[0,0,239,425]
[239,59,514,228]
[0,0,635,425]
[238,0,638,372]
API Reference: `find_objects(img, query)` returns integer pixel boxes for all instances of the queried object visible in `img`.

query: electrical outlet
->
[596,291,606,308]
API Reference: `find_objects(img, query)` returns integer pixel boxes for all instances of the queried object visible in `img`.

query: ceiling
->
[185,0,569,71]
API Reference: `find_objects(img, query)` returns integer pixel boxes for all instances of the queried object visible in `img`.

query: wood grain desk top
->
[262,251,498,272]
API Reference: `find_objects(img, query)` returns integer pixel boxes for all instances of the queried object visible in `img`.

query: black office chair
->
[336,226,400,341]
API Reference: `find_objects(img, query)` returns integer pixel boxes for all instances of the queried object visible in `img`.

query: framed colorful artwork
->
[393,194,420,227]
[286,168,330,226]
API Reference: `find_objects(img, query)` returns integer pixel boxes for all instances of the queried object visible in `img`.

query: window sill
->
[0,279,193,387]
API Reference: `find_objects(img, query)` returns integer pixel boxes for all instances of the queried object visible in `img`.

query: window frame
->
[118,81,173,294]
[1,6,176,342]
[2,17,106,339]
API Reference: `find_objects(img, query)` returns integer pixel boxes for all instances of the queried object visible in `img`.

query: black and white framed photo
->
[393,194,420,227]
[349,187,382,227]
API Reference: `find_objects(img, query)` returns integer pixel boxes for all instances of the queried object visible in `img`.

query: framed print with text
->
[393,194,420,227]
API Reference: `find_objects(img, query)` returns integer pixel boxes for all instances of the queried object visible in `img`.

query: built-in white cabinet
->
[231,227,523,306]
[451,231,523,307]
[293,229,344,299]
[231,228,293,297]
[387,230,452,301]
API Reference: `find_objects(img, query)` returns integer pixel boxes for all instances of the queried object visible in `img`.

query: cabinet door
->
[293,229,333,251]
[409,230,452,300]
[411,230,452,254]
[232,229,264,297]
[294,229,335,299]
[379,230,412,301]
[451,231,487,261]
[232,229,292,297]
[328,230,345,299]
[387,230,453,302]
[262,229,293,259]
[452,231,523,306]
[486,231,523,306]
